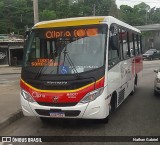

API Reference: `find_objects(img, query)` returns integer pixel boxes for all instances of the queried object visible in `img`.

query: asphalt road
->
[1,60,160,145]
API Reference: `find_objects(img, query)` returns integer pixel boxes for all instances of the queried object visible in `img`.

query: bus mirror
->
[25,29,31,40]
[110,35,118,50]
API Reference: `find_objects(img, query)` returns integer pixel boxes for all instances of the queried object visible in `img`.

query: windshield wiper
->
[34,52,57,80]
[62,46,80,78]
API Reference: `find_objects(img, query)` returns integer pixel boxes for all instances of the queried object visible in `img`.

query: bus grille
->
[118,88,125,105]
[37,102,77,107]
[35,109,81,117]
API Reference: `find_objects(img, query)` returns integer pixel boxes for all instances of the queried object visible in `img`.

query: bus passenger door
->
[107,24,121,106]
[120,30,133,100]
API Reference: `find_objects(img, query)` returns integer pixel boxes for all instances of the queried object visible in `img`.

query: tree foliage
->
[0,0,160,35]
[119,2,160,26]
[0,0,117,34]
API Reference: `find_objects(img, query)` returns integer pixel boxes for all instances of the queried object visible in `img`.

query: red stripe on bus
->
[135,55,143,74]
[20,77,105,103]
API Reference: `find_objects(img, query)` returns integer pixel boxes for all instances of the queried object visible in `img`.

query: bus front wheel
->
[100,93,117,123]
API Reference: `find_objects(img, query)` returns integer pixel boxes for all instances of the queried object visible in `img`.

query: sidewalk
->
[0,65,23,129]
[0,65,22,75]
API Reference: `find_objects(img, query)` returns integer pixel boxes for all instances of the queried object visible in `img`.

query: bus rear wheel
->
[131,75,137,95]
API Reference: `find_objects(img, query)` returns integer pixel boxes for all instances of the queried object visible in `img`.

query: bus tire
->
[130,85,135,95]
[99,92,117,124]
[110,92,117,113]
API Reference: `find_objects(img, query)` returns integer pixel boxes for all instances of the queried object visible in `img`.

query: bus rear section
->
[20,19,110,121]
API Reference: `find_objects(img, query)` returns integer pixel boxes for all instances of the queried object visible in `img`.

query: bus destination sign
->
[45,28,98,39]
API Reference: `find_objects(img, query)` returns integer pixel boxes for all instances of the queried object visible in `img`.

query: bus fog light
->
[80,87,104,104]
[21,89,35,102]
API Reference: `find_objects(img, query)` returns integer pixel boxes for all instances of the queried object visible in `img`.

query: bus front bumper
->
[20,93,109,119]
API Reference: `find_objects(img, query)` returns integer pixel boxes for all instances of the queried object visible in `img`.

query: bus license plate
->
[49,112,65,118]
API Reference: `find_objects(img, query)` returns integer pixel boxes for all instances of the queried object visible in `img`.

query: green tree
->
[68,2,84,17]
[109,0,119,18]
[0,21,8,33]
[72,0,117,16]
[149,8,160,24]
[120,2,151,26]
[40,10,56,21]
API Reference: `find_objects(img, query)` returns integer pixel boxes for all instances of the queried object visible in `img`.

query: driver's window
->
[28,37,40,60]
[108,24,120,69]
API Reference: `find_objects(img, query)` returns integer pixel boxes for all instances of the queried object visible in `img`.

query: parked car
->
[143,49,160,60]
[154,69,160,96]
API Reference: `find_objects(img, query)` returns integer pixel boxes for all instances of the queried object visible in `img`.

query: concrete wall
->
[135,25,160,52]
[154,32,160,50]
[142,31,160,52]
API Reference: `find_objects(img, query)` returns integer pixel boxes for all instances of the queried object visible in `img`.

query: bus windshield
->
[23,24,107,75]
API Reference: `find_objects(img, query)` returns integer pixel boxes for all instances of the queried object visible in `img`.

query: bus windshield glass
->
[23,24,107,75]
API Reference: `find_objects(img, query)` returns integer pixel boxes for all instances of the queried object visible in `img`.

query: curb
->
[0,73,21,75]
[0,110,24,130]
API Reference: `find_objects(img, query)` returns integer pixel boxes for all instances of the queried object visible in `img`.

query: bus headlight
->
[21,89,35,102]
[80,87,104,104]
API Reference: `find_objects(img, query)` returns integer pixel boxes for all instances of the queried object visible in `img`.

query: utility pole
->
[145,7,150,25]
[146,10,148,24]
[33,0,39,24]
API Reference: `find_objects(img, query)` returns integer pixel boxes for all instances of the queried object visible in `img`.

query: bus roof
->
[34,16,140,33]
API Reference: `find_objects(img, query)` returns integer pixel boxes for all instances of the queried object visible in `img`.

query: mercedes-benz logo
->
[52,96,59,103]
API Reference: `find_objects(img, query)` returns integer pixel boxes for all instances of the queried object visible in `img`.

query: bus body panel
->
[135,55,143,84]
[20,77,104,104]
[107,63,121,97]
[107,58,135,108]
[107,56,142,109]
[21,87,110,119]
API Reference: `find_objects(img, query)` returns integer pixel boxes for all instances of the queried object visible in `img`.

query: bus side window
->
[138,35,142,54]
[129,32,134,57]
[121,29,130,59]
[108,24,120,69]
[135,34,140,55]
[140,35,143,53]
[28,37,40,61]
[119,28,123,60]
[132,33,136,56]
